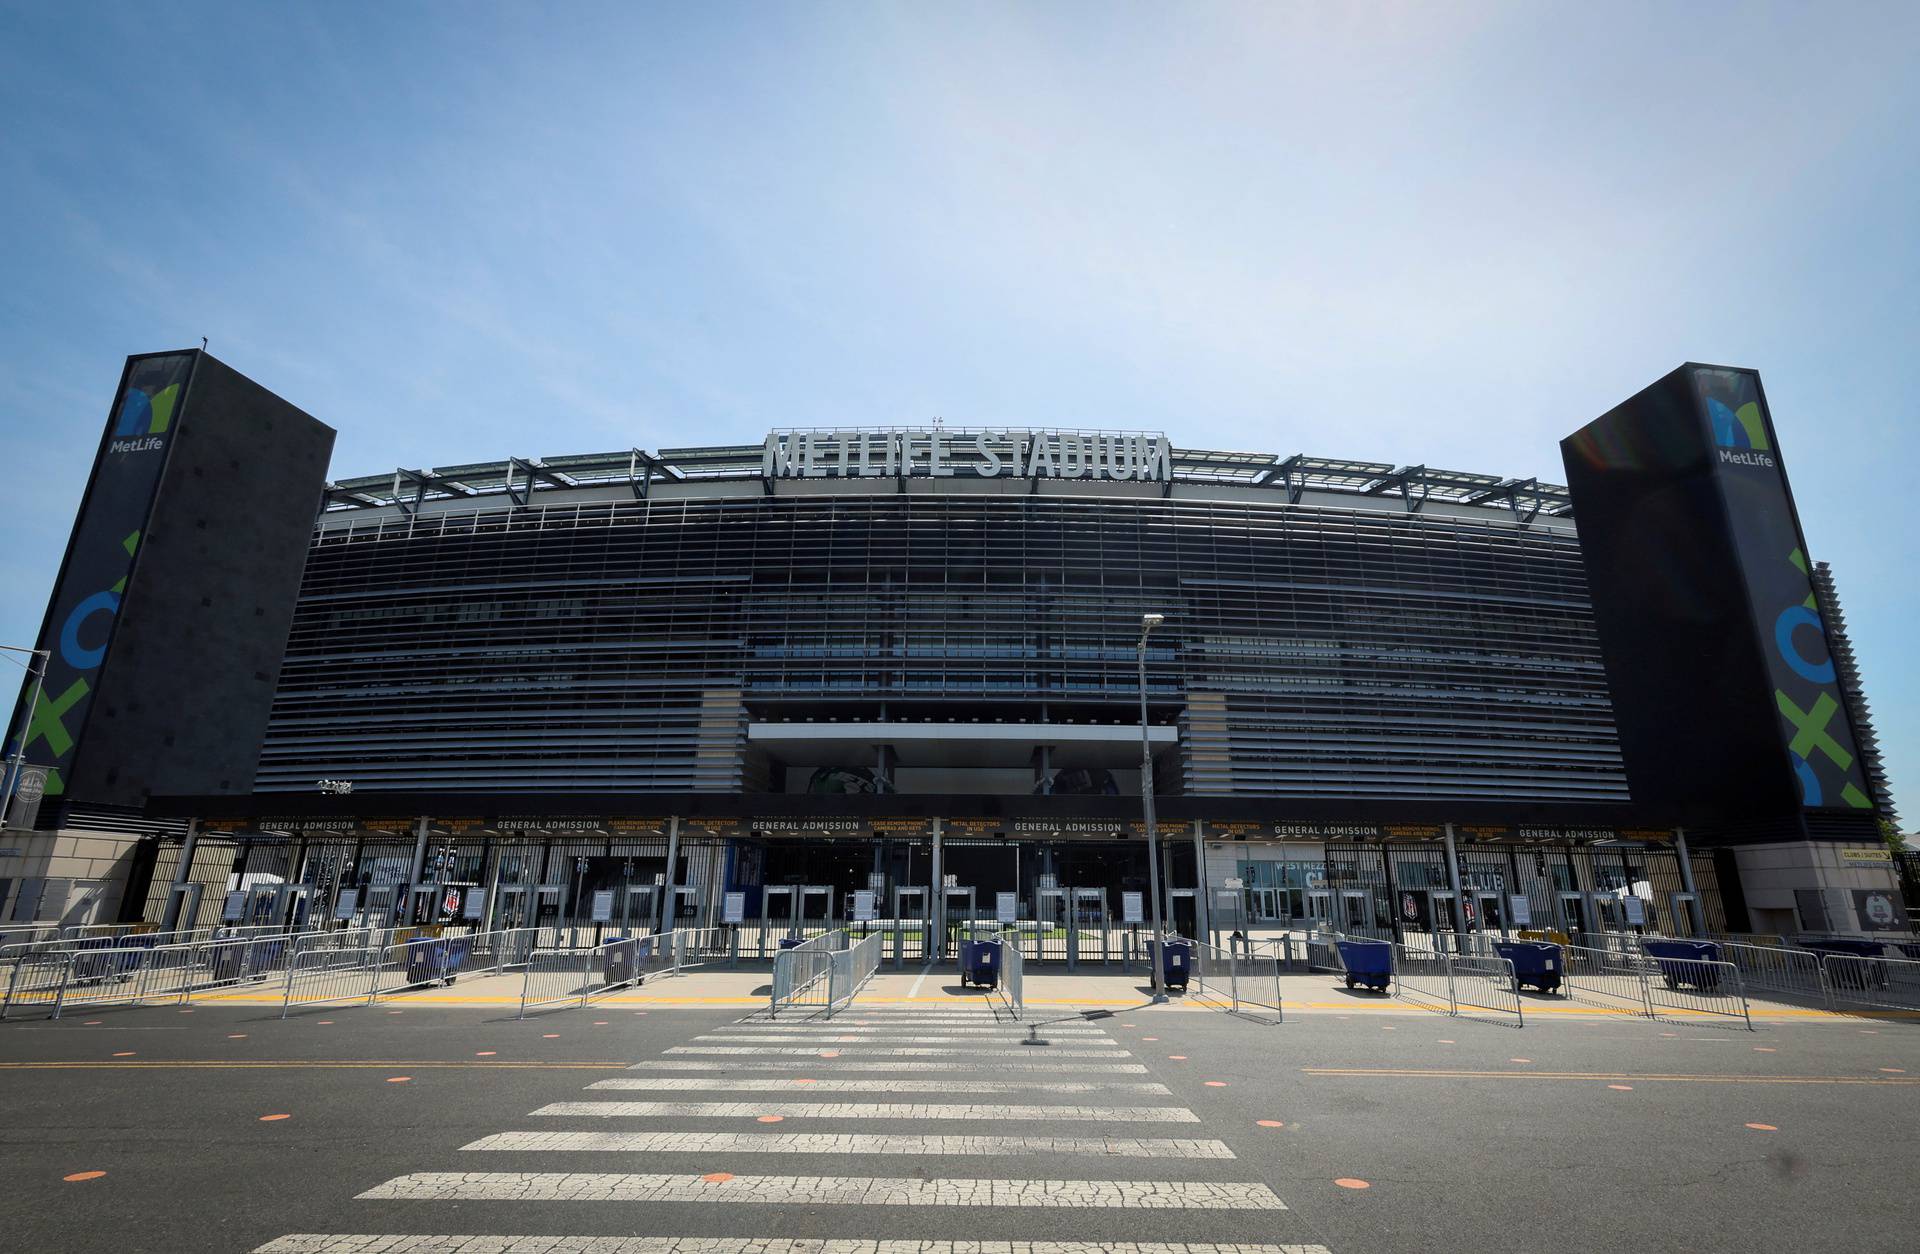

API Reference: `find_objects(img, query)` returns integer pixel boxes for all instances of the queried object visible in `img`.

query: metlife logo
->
[1718,447,1776,469]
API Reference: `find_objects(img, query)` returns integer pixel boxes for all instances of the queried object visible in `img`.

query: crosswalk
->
[252,1001,1334,1254]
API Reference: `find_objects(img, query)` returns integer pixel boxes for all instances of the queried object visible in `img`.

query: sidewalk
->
[189,963,1904,1022]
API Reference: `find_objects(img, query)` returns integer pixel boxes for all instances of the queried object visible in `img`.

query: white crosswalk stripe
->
[625,1059,1153,1073]
[461,1131,1234,1157]
[532,1101,1201,1122]
[586,1078,1174,1094]
[665,1045,1132,1057]
[356,1172,1288,1209]
[693,1034,1110,1046]
[260,1238,1332,1253]
[253,996,1332,1253]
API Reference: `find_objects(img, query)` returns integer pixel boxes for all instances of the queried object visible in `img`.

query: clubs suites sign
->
[764,428,1174,483]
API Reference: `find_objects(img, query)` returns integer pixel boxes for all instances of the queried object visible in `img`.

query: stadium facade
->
[1,351,1909,955]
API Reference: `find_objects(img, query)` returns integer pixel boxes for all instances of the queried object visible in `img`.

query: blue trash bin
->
[1493,940,1563,994]
[1147,938,1194,993]
[959,939,1000,989]
[402,938,447,986]
[1335,938,1393,993]
[1643,938,1724,991]
[1800,937,1888,990]
[603,937,639,986]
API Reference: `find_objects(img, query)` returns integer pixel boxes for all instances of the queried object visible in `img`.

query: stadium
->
[0,354,1908,958]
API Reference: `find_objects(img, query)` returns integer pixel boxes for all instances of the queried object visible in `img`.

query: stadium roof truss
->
[321,440,1574,523]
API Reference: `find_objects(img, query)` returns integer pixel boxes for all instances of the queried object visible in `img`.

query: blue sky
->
[2,3,1915,819]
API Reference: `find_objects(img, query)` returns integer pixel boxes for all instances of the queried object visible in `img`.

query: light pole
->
[1138,612,1167,999]
[0,645,50,833]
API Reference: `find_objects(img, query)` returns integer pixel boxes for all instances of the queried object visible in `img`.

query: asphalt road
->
[1,993,1915,1254]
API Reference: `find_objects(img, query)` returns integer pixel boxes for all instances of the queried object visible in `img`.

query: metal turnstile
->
[1470,890,1506,936]
[759,884,836,955]
[1169,887,1197,941]
[1069,886,1108,967]
[617,883,659,935]
[891,885,930,967]
[1670,891,1703,937]
[942,885,977,948]
[1339,890,1373,935]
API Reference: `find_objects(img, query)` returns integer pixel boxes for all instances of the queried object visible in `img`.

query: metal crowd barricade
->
[1562,944,1654,1017]
[1392,941,1522,1026]
[990,931,1024,1019]
[1642,951,1751,1027]
[829,931,884,1013]
[1824,952,1920,1014]
[770,930,844,1017]
[1188,937,1282,1022]
[1716,941,1830,1007]
[1391,941,1454,1012]
[518,943,601,1017]
[282,934,390,1015]
[1448,952,1524,1024]
[0,951,72,1019]
[668,927,731,973]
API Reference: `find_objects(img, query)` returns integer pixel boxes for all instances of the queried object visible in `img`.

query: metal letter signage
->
[763,429,1172,483]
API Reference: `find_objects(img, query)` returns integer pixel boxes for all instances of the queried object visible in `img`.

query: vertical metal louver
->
[1812,560,1898,825]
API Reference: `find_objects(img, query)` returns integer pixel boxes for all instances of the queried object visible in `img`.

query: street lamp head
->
[1141,612,1164,633]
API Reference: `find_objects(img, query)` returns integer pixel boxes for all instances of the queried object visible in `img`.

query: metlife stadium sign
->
[764,428,1173,482]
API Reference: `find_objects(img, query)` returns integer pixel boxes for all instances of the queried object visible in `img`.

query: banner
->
[4,353,196,801]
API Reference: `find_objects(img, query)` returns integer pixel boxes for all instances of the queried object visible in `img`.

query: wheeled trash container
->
[1799,937,1888,990]
[1494,939,1563,994]
[602,937,640,987]
[958,939,1000,990]
[1335,938,1393,993]
[1643,938,1724,992]
[403,938,449,987]
[1147,938,1194,993]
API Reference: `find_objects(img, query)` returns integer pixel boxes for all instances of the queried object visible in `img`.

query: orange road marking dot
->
[258,1114,291,1122]
[593,1021,609,1026]
[633,1011,647,1015]
[1608,1085,1633,1091]
[228,1034,247,1040]
[1859,1030,1879,1034]
[757,1115,784,1123]
[64,1171,106,1182]
[820,1051,840,1058]
[1205,1080,1227,1087]
[475,1051,496,1057]
[1746,1123,1777,1132]
[702,1172,733,1183]
[1334,1177,1370,1189]
[112,1052,135,1058]
[1257,1119,1284,1128]
[316,1020,333,1025]
[1881,1068,1905,1074]
[1754,1047,1776,1052]
[1510,1058,1532,1064]
[388,1010,403,1015]
[543,1034,560,1039]
[83,1021,102,1026]
[793,1078,816,1085]
[386,1076,411,1084]
[1438,1039,1455,1044]
[178,1009,194,1014]
[1381,1026,1396,1031]
[1169,1055,1187,1060]
[1660,1032,1677,1037]
[1142,1037,1158,1041]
